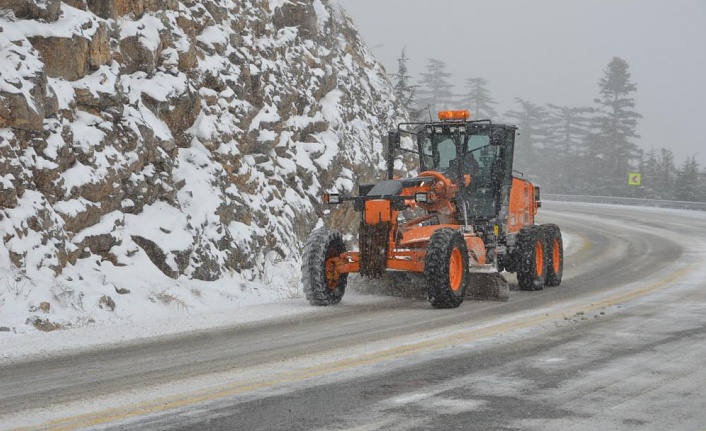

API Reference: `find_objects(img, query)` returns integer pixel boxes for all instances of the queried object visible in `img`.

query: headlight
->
[323,193,341,204]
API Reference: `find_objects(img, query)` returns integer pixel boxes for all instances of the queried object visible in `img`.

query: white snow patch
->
[313,0,331,30]
[119,14,164,52]
[20,4,100,39]
[319,88,343,126]
[249,104,280,131]
[268,0,294,13]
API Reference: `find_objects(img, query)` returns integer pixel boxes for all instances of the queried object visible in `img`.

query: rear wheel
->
[424,228,469,309]
[516,226,547,291]
[543,224,563,287]
[301,228,348,305]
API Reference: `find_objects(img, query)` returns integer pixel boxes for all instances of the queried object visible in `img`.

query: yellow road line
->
[14,263,697,431]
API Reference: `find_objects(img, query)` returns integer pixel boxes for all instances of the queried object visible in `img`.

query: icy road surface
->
[1,201,706,430]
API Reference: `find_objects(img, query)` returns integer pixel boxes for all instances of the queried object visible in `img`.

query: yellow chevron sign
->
[628,172,642,186]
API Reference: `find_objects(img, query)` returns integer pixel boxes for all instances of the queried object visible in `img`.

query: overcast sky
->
[332,0,706,166]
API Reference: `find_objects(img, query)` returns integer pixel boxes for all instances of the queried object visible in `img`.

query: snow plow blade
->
[466,272,509,301]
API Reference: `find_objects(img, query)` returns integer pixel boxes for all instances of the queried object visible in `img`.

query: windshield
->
[421,132,496,180]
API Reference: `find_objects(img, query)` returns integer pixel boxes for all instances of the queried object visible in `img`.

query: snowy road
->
[2,202,706,430]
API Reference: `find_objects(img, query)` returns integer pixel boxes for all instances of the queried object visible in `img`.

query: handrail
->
[543,194,706,211]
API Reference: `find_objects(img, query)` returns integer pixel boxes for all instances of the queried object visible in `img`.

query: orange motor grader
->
[301,110,563,308]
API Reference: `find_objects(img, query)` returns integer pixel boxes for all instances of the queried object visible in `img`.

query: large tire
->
[516,226,547,291]
[301,228,348,305]
[543,224,563,287]
[424,228,469,309]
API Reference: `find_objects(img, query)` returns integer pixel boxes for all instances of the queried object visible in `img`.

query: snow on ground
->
[0,226,582,365]
[16,194,706,367]
[0,270,397,365]
[11,198,704,367]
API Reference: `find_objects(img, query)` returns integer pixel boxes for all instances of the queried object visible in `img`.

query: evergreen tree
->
[637,148,676,199]
[698,166,706,202]
[504,98,549,180]
[546,105,594,155]
[417,58,455,114]
[392,48,420,120]
[458,77,498,120]
[674,155,700,201]
[656,148,676,198]
[639,147,661,198]
[544,104,594,193]
[591,56,642,194]
[578,127,611,195]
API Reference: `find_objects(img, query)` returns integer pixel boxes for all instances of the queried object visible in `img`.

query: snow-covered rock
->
[0,0,406,331]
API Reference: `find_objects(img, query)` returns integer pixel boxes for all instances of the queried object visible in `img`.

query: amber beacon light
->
[438,110,471,121]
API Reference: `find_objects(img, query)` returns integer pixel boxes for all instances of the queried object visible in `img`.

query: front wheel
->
[301,228,348,305]
[424,228,469,309]
[516,226,547,291]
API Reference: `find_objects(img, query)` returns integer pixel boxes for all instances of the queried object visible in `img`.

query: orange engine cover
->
[508,177,538,234]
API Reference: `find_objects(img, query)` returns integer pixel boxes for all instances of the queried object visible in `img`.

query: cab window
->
[437,138,456,170]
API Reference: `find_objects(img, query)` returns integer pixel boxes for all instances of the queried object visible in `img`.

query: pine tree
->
[578,128,610,195]
[416,58,454,114]
[544,104,594,194]
[657,148,676,198]
[546,105,594,155]
[698,166,706,202]
[504,98,549,180]
[458,77,498,120]
[641,148,677,199]
[392,48,420,120]
[592,56,642,195]
[674,155,700,201]
[640,147,660,198]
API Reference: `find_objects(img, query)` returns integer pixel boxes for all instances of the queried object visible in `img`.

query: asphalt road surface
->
[2,202,705,430]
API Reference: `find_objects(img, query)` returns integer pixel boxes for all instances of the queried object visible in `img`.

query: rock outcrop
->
[0,1,404,297]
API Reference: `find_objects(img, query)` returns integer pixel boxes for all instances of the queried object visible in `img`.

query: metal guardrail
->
[543,194,706,211]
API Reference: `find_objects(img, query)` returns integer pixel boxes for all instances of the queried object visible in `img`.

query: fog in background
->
[333,0,706,165]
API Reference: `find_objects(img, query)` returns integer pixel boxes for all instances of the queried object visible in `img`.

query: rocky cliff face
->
[0,0,404,324]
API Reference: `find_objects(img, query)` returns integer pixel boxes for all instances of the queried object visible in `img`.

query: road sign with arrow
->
[628,172,642,186]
